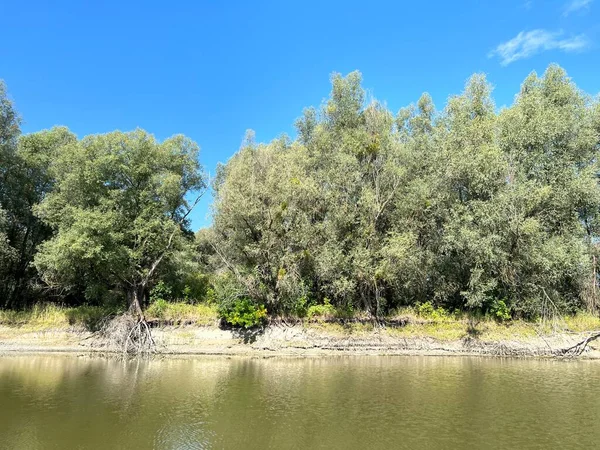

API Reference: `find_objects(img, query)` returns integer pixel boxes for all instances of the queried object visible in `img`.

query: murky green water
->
[0,355,598,449]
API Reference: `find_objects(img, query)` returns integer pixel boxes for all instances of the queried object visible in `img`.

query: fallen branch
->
[558,331,600,358]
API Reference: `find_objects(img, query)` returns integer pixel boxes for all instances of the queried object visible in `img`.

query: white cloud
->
[563,0,593,16]
[489,29,589,66]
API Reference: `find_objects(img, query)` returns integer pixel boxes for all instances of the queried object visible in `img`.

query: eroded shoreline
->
[1,323,600,359]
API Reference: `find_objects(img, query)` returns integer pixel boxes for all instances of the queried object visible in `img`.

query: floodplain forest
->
[1,64,600,328]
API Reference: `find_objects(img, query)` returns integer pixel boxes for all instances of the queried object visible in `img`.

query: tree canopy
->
[1,65,599,322]
[209,65,600,318]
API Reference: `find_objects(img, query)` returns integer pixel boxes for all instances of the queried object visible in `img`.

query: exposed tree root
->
[124,317,156,354]
[99,314,156,355]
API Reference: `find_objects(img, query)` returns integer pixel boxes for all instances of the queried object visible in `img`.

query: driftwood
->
[558,331,600,358]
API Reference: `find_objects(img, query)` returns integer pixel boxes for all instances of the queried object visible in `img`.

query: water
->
[0,355,598,449]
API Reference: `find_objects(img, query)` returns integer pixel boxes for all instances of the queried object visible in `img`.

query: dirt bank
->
[1,322,600,358]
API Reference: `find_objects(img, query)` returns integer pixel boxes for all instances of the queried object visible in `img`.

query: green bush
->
[146,298,168,318]
[182,285,192,302]
[417,301,435,317]
[293,295,310,317]
[204,287,217,304]
[220,299,267,328]
[417,301,448,320]
[307,298,336,320]
[178,272,210,303]
[490,299,511,322]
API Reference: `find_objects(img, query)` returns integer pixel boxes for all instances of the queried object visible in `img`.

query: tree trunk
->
[128,285,145,319]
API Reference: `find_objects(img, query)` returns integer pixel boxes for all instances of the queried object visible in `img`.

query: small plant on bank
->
[204,287,217,304]
[293,295,310,318]
[306,298,337,320]
[146,298,169,319]
[490,299,511,322]
[182,285,192,302]
[220,298,267,328]
[417,301,448,320]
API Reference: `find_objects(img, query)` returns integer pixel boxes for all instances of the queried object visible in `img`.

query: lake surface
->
[0,355,599,449]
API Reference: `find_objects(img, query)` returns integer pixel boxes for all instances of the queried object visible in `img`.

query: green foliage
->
[306,298,337,320]
[0,85,71,308]
[150,281,173,303]
[220,298,267,328]
[183,285,192,302]
[417,302,449,320]
[417,301,435,318]
[292,295,310,317]
[205,287,217,304]
[32,129,206,310]
[2,66,600,322]
[209,65,600,319]
[490,299,511,322]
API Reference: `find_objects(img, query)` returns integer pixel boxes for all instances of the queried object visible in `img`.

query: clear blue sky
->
[1,0,599,230]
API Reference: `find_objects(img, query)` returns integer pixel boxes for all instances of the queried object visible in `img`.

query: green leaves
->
[34,129,206,305]
[210,65,600,318]
[2,65,599,318]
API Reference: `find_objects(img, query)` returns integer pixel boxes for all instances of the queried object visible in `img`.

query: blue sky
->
[1,0,599,230]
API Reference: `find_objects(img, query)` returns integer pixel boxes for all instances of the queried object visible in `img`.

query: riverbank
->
[1,305,600,358]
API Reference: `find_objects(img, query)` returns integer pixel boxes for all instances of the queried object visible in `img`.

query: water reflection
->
[0,355,598,449]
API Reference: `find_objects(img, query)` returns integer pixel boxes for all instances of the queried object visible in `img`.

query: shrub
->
[293,295,310,317]
[220,299,267,328]
[204,287,217,304]
[417,301,435,318]
[146,298,168,318]
[490,299,511,322]
[177,272,210,303]
[417,301,448,320]
[307,298,336,320]
[182,285,192,302]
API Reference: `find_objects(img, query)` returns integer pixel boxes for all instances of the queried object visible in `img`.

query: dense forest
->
[1,64,600,326]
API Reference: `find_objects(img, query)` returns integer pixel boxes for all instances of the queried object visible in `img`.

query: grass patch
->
[305,308,578,342]
[2,303,598,340]
[562,312,600,332]
[385,321,466,341]
[0,304,117,331]
[145,301,218,325]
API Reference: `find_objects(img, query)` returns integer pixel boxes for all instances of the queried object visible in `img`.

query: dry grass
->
[145,301,218,325]
[0,302,219,331]
[562,312,600,332]
[0,304,116,331]
[308,308,599,342]
[2,303,599,343]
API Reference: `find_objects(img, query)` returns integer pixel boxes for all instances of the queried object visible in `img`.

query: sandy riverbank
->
[1,322,599,358]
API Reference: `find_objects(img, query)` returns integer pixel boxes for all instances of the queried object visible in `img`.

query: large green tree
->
[34,129,206,316]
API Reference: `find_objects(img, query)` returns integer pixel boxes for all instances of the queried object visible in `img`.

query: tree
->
[209,65,600,319]
[0,83,71,307]
[34,129,206,317]
[0,81,20,290]
[495,65,600,315]
[211,132,313,312]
